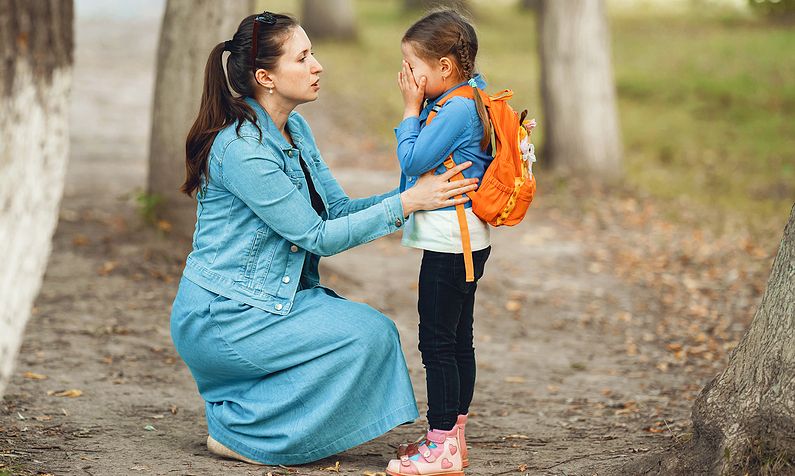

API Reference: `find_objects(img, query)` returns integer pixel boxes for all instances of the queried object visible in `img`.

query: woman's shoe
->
[207,435,263,465]
[387,426,464,476]
[397,414,469,468]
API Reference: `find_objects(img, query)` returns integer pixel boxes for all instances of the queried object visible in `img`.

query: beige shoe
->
[207,435,263,465]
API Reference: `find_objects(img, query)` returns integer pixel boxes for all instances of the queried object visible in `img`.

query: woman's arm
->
[310,154,400,219]
[222,136,476,257]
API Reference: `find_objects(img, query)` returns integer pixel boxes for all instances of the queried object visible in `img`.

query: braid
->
[454,34,475,79]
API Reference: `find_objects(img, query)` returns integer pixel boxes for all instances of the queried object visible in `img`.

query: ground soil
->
[0,13,775,476]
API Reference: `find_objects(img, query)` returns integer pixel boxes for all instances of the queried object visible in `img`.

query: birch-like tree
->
[537,0,623,182]
[0,0,74,398]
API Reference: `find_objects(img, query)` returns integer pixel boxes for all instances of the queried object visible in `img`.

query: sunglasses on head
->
[251,11,277,73]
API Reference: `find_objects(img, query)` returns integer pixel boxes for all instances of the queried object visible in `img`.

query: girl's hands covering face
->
[398,60,426,119]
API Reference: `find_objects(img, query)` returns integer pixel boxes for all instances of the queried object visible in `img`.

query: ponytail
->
[470,83,491,151]
[183,42,257,197]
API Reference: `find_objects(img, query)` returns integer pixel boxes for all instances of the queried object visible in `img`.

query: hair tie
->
[467,78,478,89]
[224,39,233,51]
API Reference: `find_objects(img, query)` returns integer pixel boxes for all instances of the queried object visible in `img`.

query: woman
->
[169,11,478,466]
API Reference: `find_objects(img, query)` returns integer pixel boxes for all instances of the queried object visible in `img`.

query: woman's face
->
[401,42,448,99]
[269,26,323,106]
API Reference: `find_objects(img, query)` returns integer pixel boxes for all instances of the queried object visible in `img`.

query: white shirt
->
[401,209,490,253]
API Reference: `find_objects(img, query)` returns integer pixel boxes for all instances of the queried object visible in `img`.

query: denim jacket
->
[182,97,405,315]
[394,74,492,211]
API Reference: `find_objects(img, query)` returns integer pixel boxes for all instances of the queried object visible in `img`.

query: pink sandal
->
[397,414,469,468]
[387,426,464,476]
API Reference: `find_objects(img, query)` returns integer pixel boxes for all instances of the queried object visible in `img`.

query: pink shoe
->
[397,415,469,468]
[387,426,464,476]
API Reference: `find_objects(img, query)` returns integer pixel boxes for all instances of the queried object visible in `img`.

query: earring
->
[268,87,274,95]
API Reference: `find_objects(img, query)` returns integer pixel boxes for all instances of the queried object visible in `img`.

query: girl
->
[386,9,493,476]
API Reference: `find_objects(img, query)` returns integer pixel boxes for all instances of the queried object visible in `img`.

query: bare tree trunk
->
[629,204,795,474]
[520,0,541,10]
[302,0,357,40]
[404,0,471,13]
[0,0,73,398]
[147,0,253,236]
[537,0,622,182]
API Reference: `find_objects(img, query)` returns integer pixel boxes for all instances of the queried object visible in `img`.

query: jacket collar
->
[420,74,487,121]
[243,97,305,151]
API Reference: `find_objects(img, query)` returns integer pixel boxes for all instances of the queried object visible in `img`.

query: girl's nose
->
[312,57,323,74]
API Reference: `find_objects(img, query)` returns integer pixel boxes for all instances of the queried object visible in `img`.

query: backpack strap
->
[426,85,482,283]
[443,156,475,282]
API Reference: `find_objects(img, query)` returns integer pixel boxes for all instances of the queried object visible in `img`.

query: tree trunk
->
[537,0,623,182]
[630,204,795,474]
[403,0,471,13]
[0,0,74,398]
[147,0,253,236]
[520,0,541,10]
[302,0,357,41]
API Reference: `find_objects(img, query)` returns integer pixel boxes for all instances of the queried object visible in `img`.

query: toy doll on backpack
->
[387,9,536,476]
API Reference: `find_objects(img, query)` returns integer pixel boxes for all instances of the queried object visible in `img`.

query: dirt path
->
[1,12,770,476]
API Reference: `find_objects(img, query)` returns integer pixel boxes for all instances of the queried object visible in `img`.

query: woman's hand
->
[398,60,426,120]
[399,161,478,216]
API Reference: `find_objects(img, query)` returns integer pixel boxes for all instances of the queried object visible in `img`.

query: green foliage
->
[748,0,795,21]
[135,190,163,224]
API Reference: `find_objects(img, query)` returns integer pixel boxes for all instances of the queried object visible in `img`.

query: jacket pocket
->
[238,228,276,291]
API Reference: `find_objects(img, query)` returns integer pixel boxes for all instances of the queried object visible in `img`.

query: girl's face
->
[266,26,323,106]
[401,42,453,99]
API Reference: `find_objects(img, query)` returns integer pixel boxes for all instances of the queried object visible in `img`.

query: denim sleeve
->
[312,154,400,219]
[221,137,405,257]
[394,98,472,176]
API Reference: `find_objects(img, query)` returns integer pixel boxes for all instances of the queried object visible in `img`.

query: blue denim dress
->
[170,98,418,465]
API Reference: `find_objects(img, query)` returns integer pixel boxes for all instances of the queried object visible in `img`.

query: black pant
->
[418,246,490,431]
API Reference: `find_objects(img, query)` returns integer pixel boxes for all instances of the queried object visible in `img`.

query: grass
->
[265,0,794,237]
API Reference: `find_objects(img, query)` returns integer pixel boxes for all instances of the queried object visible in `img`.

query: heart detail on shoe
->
[449,444,457,455]
[441,458,453,469]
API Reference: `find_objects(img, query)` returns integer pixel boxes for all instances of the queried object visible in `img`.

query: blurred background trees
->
[302,0,358,40]
[0,0,74,398]
[147,0,253,236]
[537,0,623,182]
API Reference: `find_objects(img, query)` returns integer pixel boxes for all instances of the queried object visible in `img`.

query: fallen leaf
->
[49,389,83,398]
[157,220,172,232]
[72,234,90,246]
[170,405,178,415]
[322,460,340,472]
[22,371,47,380]
[143,425,156,431]
[505,376,526,384]
[98,261,117,276]
[505,300,522,312]
[518,463,528,471]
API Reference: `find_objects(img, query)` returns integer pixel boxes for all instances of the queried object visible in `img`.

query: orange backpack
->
[426,86,537,282]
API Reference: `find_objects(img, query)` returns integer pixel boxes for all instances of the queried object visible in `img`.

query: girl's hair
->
[182,12,299,197]
[403,9,491,150]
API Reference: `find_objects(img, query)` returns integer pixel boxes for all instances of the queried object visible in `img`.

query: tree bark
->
[629,204,795,474]
[0,0,74,398]
[403,0,471,13]
[302,0,357,41]
[147,0,253,236]
[537,0,623,182]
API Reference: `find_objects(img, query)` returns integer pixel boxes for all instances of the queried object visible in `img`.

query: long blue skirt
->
[170,277,419,465]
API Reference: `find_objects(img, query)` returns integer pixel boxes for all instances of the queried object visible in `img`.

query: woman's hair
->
[182,12,299,197]
[403,9,491,150]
